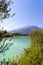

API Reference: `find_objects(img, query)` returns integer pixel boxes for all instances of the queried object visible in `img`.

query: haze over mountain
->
[8,25,40,34]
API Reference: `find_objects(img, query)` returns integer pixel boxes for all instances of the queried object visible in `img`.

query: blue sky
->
[1,0,43,30]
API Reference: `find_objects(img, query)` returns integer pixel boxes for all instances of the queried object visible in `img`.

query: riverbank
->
[0,31,28,38]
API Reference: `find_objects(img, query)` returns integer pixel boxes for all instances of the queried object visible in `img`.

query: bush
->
[18,29,43,65]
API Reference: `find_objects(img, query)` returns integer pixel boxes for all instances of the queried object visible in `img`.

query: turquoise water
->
[0,36,31,61]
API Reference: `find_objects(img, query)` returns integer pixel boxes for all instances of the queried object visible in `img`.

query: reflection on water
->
[0,36,31,61]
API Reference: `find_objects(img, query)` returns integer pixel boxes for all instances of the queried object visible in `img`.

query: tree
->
[0,0,15,30]
[0,0,15,20]
[0,0,15,53]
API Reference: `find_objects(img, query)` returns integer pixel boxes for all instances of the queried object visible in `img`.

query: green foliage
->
[18,29,43,65]
[0,0,15,21]
[0,0,15,31]
[0,31,14,54]
[0,38,13,53]
[29,29,43,45]
[0,58,17,65]
[0,31,13,37]
[0,0,12,19]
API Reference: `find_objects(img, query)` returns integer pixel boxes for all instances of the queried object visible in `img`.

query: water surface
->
[0,36,31,61]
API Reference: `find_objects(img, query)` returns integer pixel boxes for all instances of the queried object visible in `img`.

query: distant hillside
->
[8,25,40,34]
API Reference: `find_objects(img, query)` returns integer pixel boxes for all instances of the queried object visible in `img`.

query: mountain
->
[8,25,40,34]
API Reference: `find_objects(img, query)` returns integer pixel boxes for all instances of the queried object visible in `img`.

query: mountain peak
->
[8,25,40,34]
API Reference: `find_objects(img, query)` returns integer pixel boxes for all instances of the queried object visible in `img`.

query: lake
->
[0,36,31,61]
